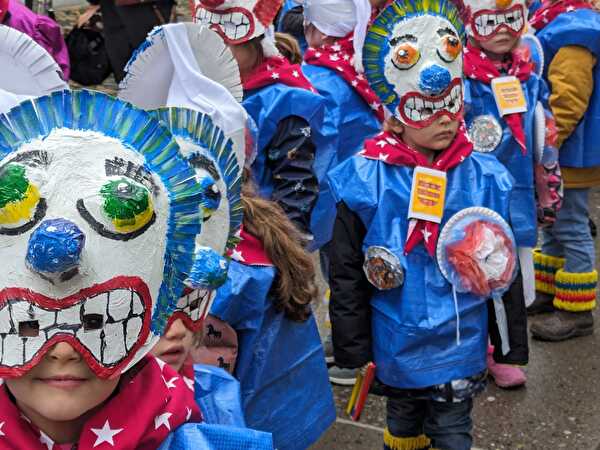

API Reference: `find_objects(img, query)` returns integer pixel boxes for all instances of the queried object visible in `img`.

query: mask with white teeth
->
[152,107,246,332]
[462,0,528,41]
[194,0,283,44]
[0,90,206,379]
[363,0,466,129]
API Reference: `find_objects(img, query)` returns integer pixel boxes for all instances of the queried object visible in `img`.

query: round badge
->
[436,207,517,297]
[363,246,404,290]
[469,115,503,153]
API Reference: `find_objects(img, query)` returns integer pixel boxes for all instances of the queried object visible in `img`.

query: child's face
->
[151,319,194,372]
[474,31,521,57]
[5,342,119,423]
[396,115,460,154]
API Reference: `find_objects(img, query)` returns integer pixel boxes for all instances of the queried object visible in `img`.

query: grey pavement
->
[310,189,600,449]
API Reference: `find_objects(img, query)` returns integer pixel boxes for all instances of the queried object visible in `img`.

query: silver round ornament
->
[363,246,404,290]
[469,115,503,153]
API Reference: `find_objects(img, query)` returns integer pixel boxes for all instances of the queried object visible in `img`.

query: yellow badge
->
[491,76,528,116]
[408,166,447,224]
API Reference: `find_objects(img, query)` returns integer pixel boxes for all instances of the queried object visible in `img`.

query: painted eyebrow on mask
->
[437,27,458,38]
[104,157,156,193]
[8,150,51,168]
[188,153,221,181]
[390,34,417,47]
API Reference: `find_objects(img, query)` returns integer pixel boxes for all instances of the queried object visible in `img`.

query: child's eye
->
[392,42,421,70]
[83,313,104,331]
[438,35,462,63]
[18,320,40,337]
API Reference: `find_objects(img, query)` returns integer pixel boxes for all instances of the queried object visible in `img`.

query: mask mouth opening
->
[195,5,256,44]
[398,78,463,128]
[471,4,525,40]
[0,276,152,379]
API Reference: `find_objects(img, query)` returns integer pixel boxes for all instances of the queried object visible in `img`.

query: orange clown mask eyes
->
[392,42,421,70]
[438,35,462,63]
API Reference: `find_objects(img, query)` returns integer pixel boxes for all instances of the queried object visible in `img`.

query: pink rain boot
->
[487,345,527,389]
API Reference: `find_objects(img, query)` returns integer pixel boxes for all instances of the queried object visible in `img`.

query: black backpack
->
[65,11,112,86]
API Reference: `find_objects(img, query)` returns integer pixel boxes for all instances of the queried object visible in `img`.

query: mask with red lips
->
[462,0,528,41]
[194,0,283,44]
[363,0,466,129]
[0,90,205,380]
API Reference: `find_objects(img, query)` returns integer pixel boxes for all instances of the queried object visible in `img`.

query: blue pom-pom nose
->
[419,65,452,96]
[26,219,86,275]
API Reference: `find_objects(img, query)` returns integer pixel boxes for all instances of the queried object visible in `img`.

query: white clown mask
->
[153,107,246,333]
[0,90,205,379]
[194,0,283,44]
[363,0,466,128]
[462,0,528,41]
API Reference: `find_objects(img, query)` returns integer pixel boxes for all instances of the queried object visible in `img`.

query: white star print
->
[370,102,381,111]
[480,51,487,59]
[163,376,179,389]
[0,422,4,437]
[231,249,245,262]
[331,43,341,52]
[379,153,389,162]
[292,70,300,78]
[386,137,399,145]
[271,72,280,80]
[183,376,195,391]
[155,357,167,372]
[351,80,359,87]
[422,228,432,243]
[337,66,344,72]
[315,52,322,58]
[91,420,123,447]
[330,54,340,61]
[154,412,173,431]
[343,54,350,61]
[376,140,387,148]
[39,431,54,450]
[186,407,193,421]
[357,74,365,80]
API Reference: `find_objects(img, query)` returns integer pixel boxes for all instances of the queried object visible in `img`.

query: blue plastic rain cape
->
[464,72,548,247]
[158,423,273,450]
[302,63,381,248]
[193,364,246,427]
[328,152,513,389]
[158,365,274,450]
[242,83,333,250]
[535,8,600,168]
[210,260,336,450]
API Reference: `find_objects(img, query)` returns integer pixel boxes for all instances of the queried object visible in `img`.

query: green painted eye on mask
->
[0,164,41,225]
[101,178,154,233]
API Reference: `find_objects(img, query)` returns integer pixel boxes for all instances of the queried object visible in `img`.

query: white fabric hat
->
[119,23,248,170]
[298,0,371,72]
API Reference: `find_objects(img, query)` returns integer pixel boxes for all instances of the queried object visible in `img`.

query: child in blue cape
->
[191,176,335,450]
[461,0,562,387]
[528,0,600,341]
[328,1,517,449]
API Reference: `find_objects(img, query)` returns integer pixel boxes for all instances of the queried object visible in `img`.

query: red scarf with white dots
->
[304,35,385,122]
[0,356,200,449]
[242,56,317,93]
[360,127,473,257]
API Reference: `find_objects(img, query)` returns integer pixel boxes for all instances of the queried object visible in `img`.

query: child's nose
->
[25,218,85,282]
[419,64,452,96]
[47,342,82,363]
[166,319,188,340]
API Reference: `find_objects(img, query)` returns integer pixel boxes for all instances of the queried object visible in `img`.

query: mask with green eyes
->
[0,90,204,379]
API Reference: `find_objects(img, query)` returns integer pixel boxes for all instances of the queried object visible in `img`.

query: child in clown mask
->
[0,91,275,450]
[194,0,332,250]
[460,0,562,388]
[327,1,517,449]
